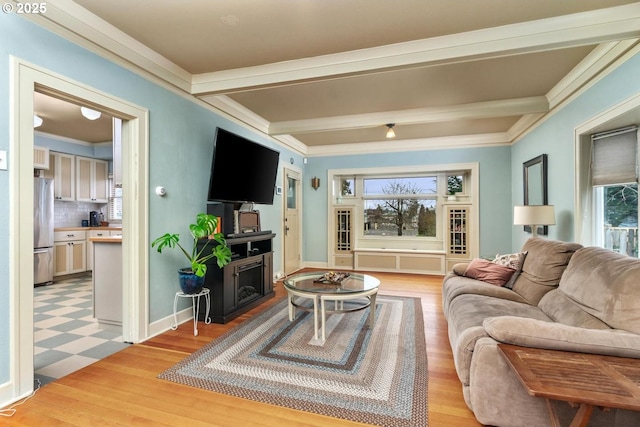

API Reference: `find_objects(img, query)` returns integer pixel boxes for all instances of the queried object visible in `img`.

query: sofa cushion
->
[558,246,640,335]
[484,316,640,358]
[492,251,527,289]
[442,273,530,319]
[511,238,582,305]
[463,258,515,286]
[446,293,552,385]
[538,289,612,329]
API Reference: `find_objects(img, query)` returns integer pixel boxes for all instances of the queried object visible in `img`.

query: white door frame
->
[6,57,149,403]
[282,166,302,275]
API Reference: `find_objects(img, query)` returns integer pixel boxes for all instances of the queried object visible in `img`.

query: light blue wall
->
[512,51,640,249]
[303,145,513,262]
[0,14,301,384]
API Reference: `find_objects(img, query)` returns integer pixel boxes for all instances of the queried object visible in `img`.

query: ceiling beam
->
[191,4,640,95]
[268,97,549,135]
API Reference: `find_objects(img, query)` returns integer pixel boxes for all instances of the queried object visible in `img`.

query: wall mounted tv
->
[207,127,280,205]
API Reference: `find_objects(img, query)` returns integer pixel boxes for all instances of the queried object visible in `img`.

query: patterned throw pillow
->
[492,251,528,289]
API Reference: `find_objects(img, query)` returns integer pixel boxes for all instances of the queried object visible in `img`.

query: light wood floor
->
[6,270,481,426]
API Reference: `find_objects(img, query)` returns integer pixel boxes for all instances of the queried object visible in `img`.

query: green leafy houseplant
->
[151,213,232,278]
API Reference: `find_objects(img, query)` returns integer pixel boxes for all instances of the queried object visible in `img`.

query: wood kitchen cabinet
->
[76,156,108,203]
[33,145,50,169]
[43,152,75,201]
[54,230,87,276]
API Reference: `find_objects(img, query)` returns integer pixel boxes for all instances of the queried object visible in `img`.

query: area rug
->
[158,295,428,427]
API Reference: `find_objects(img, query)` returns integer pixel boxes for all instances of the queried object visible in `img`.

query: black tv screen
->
[207,127,280,205]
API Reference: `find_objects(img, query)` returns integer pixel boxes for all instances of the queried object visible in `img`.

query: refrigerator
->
[34,177,54,286]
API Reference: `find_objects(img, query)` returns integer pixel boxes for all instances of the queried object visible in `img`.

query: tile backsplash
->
[54,201,107,228]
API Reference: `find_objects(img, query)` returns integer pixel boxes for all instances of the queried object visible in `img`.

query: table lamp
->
[514,205,555,238]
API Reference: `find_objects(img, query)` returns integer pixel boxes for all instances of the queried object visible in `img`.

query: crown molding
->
[547,38,639,109]
[306,133,510,157]
[511,41,640,145]
[20,0,192,92]
[269,97,548,135]
[191,4,640,95]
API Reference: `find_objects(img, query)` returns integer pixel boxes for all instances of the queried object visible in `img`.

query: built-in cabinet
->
[445,204,472,271]
[43,152,75,201]
[53,230,87,276]
[76,156,108,203]
[333,207,353,268]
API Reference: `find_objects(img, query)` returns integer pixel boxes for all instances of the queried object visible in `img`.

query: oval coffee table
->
[283,272,380,341]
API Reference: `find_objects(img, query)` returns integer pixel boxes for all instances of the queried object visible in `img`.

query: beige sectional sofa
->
[442,238,640,427]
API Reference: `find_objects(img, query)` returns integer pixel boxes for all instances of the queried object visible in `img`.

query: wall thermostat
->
[155,186,167,196]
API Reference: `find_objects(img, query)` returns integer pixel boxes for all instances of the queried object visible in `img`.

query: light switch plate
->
[0,150,7,170]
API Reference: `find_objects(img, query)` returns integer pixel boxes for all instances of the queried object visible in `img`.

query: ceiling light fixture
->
[386,123,396,139]
[33,114,43,128]
[80,106,102,120]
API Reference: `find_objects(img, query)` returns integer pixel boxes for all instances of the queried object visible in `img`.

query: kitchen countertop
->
[55,226,122,231]
[90,236,123,243]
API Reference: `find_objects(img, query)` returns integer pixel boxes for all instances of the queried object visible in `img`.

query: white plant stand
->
[172,288,211,336]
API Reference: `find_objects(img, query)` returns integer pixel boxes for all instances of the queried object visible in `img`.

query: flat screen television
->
[207,127,280,205]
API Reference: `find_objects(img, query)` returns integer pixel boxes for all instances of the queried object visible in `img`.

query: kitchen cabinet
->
[43,152,75,201]
[92,238,122,325]
[53,230,87,276]
[87,228,122,270]
[76,156,108,203]
[34,145,50,169]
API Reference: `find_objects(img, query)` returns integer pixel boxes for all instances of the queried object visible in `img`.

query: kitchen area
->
[33,92,128,384]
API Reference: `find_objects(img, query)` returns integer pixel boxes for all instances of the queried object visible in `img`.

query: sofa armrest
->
[483,316,640,358]
[451,262,470,276]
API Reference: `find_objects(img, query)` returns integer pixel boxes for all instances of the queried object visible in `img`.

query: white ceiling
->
[31,0,640,153]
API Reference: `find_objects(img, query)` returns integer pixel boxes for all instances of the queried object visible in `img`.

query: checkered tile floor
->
[34,275,130,385]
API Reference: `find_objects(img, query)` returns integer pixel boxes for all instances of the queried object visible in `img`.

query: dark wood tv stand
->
[198,232,275,323]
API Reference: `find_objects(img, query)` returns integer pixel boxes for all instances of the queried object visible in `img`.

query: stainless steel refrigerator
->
[34,177,54,286]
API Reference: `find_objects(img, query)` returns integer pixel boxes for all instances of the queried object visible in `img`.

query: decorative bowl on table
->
[314,271,350,284]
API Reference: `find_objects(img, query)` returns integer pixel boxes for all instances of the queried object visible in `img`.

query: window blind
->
[591,126,638,186]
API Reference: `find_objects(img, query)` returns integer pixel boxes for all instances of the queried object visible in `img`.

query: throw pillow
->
[463,258,516,286]
[493,251,528,289]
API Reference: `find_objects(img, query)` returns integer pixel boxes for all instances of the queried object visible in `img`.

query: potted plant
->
[151,213,232,294]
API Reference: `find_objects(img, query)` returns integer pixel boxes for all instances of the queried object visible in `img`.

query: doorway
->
[10,59,149,400]
[283,168,302,275]
[33,94,128,384]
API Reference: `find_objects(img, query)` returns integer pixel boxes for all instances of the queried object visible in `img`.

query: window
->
[108,176,122,221]
[591,126,638,257]
[362,176,438,237]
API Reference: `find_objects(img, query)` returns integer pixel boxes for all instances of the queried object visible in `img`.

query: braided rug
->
[159,295,428,427]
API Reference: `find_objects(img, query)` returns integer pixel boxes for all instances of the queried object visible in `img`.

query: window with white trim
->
[108,175,122,221]
[362,176,438,237]
[590,126,638,257]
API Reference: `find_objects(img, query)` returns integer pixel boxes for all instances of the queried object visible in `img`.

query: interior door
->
[283,169,301,275]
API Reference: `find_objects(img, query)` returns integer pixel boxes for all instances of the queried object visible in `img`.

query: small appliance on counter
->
[89,211,100,227]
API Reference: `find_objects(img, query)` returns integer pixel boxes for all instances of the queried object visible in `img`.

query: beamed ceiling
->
[28,0,640,155]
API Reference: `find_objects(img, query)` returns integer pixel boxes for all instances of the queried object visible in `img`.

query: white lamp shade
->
[513,205,556,226]
[33,114,43,128]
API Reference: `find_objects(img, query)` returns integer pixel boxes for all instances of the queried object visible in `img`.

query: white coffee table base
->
[287,288,320,340]
[320,288,378,341]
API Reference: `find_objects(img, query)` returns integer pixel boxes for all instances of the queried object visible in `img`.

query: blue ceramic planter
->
[178,268,205,294]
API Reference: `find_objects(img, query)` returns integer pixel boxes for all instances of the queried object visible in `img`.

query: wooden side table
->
[498,344,640,427]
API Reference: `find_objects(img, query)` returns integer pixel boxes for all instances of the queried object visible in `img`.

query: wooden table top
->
[498,344,640,412]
